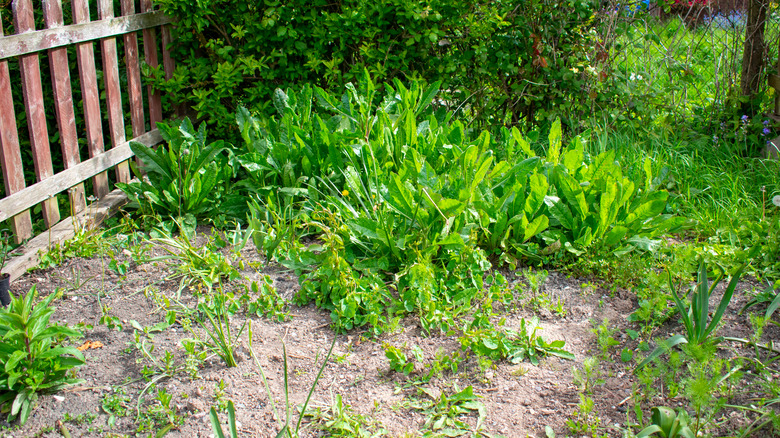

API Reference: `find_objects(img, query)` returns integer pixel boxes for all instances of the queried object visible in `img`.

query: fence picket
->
[14,0,60,229]
[98,0,130,184]
[72,0,109,199]
[43,0,86,216]
[141,0,163,127]
[121,0,146,144]
[0,10,33,243]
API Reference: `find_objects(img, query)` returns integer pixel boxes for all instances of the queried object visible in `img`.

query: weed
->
[62,411,97,425]
[573,357,605,394]
[136,388,184,436]
[592,319,620,358]
[213,380,229,413]
[566,394,602,436]
[306,394,387,437]
[407,385,488,437]
[0,286,85,425]
[638,260,746,370]
[101,386,132,429]
[188,285,247,367]
[384,343,424,376]
[150,230,241,297]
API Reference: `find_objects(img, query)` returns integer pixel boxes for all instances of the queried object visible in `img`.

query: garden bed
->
[1,227,775,437]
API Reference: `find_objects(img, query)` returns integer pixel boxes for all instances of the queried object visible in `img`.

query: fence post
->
[740,0,769,113]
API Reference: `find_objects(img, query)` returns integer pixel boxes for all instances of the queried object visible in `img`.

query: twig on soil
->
[287,353,311,360]
[63,385,111,393]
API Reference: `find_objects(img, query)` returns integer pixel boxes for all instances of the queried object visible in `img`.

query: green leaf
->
[385,175,417,220]
[523,215,549,242]
[544,196,575,230]
[636,334,689,370]
[546,119,562,165]
[525,172,548,217]
[130,141,174,181]
[511,127,535,157]
[210,407,226,438]
[555,168,588,220]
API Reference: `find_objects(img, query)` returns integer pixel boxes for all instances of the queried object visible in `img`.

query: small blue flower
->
[713,135,718,143]
[763,128,771,136]
[763,119,770,126]
[741,114,749,122]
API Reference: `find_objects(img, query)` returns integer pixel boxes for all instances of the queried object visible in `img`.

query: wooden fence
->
[0,0,174,281]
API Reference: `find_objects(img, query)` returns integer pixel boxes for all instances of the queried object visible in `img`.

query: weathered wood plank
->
[0,9,33,243]
[121,0,146,142]
[73,0,109,199]
[1,188,130,283]
[162,25,174,80]
[141,0,162,127]
[0,129,162,223]
[44,0,86,216]
[15,0,60,228]
[0,11,172,60]
[98,0,130,183]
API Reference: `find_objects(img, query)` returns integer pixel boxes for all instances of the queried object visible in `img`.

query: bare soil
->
[1,232,776,438]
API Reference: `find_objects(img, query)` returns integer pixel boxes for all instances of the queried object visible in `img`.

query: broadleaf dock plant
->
[117,118,233,237]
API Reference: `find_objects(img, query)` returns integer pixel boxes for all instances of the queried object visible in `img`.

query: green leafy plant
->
[136,387,183,436]
[572,357,605,394]
[0,286,85,425]
[117,118,233,236]
[637,406,694,438]
[407,385,489,437]
[383,343,423,376]
[210,399,238,438]
[740,281,780,323]
[637,260,745,370]
[150,229,241,296]
[188,286,247,368]
[566,394,601,436]
[294,213,391,333]
[462,316,574,365]
[305,394,387,437]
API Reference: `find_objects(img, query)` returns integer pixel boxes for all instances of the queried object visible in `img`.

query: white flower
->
[773,195,780,207]
[630,73,636,81]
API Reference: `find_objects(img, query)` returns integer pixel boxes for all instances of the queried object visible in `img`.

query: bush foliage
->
[152,0,612,133]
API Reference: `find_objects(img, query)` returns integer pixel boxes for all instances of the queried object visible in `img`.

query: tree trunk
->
[740,0,769,114]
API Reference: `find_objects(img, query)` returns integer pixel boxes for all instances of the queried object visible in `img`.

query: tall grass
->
[587,125,780,237]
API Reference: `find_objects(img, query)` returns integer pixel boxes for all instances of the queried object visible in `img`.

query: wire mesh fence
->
[599,0,780,130]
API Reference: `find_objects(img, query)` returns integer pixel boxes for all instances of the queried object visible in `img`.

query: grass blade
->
[637,334,689,371]
[209,407,226,438]
[294,335,337,433]
[704,262,745,340]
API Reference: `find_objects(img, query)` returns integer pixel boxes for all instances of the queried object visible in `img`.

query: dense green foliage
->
[152,0,612,133]
[0,286,85,425]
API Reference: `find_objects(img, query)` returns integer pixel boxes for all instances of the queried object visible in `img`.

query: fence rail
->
[0,0,174,280]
